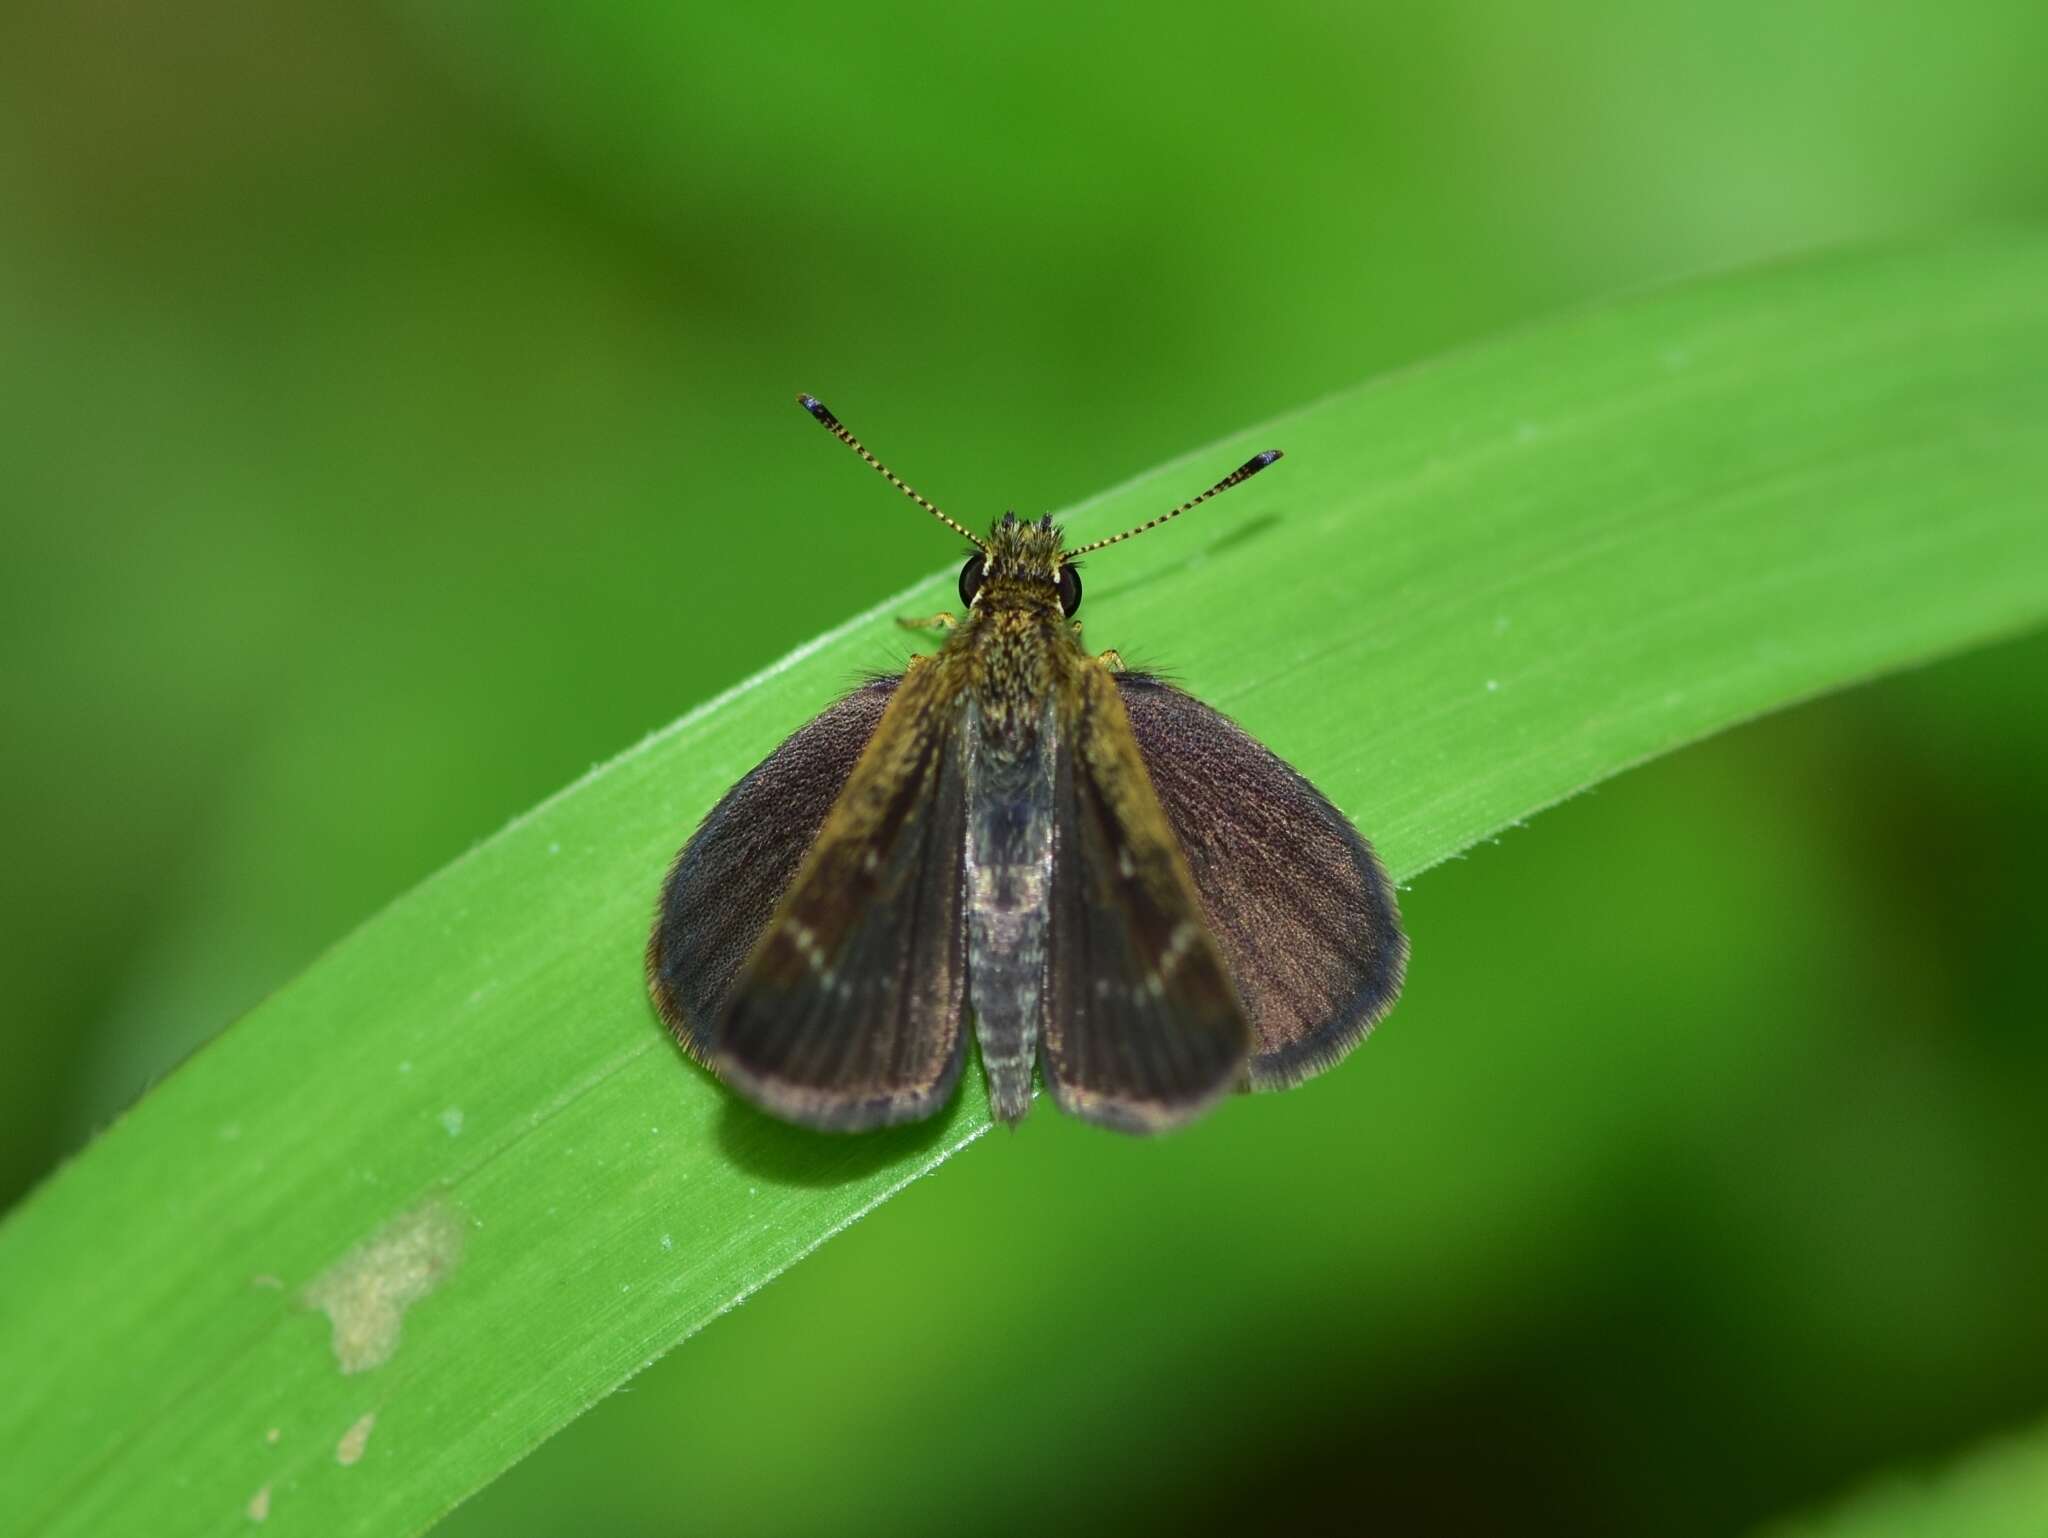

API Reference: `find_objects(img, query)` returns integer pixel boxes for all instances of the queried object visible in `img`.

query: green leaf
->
[3,235,2045,1537]
[1761,1415,2048,1538]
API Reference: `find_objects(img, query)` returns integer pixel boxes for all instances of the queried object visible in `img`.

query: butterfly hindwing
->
[1043,663,1254,1132]
[1114,672,1406,1089]
[707,662,970,1130]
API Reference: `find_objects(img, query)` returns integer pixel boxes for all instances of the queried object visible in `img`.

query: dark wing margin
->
[1115,673,1406,1090]
[651,663,971,1131]
[647,676,899,1061]
[1043,665,1254,1133]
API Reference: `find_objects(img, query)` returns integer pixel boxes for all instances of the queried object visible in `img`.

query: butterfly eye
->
[958,552,987,608]
[1057,562,1082,617]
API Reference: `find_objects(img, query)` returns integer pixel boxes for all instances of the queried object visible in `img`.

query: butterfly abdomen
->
[961,693,1059,1124]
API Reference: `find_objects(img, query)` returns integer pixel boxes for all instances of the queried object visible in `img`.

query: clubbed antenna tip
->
[1066,446,1286,556]
[793,391,981,548]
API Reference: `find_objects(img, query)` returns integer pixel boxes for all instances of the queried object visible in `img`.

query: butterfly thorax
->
[949,511,1080,740]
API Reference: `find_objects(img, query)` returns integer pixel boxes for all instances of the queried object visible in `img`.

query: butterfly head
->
[959,512,1079,618]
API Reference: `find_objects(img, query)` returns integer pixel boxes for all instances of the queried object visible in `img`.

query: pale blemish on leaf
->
[303,1201,465,1374]
[335,1412,376,1466]
[247,1485,271,1522]
[438,1107,464,1137]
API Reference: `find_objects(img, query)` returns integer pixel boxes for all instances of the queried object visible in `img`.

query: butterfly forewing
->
[664,667,969,1131]
[647,678,899,1061]
[1043,663,1253,1132]
[1115,673,1406,1088]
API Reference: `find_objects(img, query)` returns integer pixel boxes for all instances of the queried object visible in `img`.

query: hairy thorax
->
[958,601,1072,730]
[949,509,1083,745]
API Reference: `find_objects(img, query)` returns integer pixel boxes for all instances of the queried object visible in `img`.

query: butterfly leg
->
[1095,648,1125,671]
[899,611,956,632]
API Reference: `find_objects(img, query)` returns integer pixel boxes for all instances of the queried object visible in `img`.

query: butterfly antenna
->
[797,394,983,548]
[1066,449,1284,556]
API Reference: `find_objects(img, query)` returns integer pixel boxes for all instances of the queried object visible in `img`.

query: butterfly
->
[647,395,1405,1133]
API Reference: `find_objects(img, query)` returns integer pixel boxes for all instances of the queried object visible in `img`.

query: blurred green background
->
[4,1,2046,1532]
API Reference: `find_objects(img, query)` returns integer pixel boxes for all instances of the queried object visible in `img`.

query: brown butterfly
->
[647,396,1406,1133]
